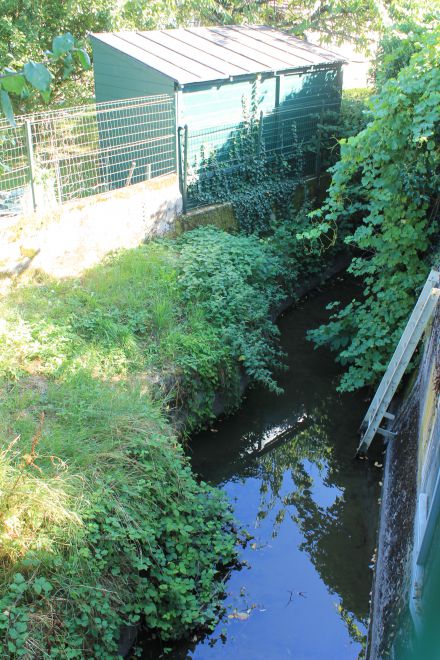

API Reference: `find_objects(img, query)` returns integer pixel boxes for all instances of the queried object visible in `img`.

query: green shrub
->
[303,27,440,392]
[177,227,286,398]
[371,17,436,90]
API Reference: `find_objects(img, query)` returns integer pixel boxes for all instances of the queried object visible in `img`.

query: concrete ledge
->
[0,174,182,281]
[173,203,238,235]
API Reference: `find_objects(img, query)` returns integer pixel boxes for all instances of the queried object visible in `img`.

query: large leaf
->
[1,71,26,95]
[74,48,91,69]
[23,62,52,92]
[0,89,16,127]
[52,33,75,57]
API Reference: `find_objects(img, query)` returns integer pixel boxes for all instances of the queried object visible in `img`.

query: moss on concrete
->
[173,203,238,236]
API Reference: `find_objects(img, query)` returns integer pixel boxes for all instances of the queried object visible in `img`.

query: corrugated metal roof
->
[91,25,345,85]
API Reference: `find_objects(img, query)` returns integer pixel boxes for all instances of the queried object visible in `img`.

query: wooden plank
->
[358,270,440,454]
[361,269,440,432]
[359,289,439,453]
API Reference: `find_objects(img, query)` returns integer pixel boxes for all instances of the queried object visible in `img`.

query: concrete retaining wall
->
[0,174,182,282]
[367,307,440,659]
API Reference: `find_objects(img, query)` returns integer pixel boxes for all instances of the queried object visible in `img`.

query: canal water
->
[174,277,380,659]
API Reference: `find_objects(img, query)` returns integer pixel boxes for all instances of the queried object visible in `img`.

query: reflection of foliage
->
[337,603,367,657]
[257,414,331,537]
[188,82,304,235]
[249,395,375,621]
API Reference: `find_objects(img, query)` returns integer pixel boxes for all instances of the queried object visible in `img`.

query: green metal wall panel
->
[182,76,277,171]
[90,38,176,187]
[274,67,342,172]
[91,38,175,102]
[181,76,276,130]
[182,67,342,177]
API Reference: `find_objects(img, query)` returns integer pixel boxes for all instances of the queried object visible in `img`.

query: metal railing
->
[0,94,176,216]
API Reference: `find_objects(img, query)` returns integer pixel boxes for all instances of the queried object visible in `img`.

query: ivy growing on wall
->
[187,83,304,235]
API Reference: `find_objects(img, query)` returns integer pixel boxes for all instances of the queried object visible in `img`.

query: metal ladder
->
[357,269,440,455]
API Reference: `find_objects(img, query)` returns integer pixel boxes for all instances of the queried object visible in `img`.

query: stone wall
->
[0,174,182,282]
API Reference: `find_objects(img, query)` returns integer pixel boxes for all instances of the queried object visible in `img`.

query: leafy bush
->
[371,17,437,90]
[177,227,285,397]
[304,27,440,392]
[305,88,372,174]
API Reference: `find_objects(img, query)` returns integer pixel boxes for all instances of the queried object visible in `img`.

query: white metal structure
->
[358,269,440,455]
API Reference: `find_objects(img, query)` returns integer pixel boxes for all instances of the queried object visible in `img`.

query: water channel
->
[165,277,381,659]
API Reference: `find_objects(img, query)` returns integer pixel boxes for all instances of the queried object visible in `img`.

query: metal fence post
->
[54,160,63,205]
[23,119,37,211]
[315,102,324,195]
[177,126,183,194]
[182,124,189,214]
[258,111,264,156]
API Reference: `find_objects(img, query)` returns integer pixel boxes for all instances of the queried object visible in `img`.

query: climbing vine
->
[304,27,440,392]
[188,84,304,235]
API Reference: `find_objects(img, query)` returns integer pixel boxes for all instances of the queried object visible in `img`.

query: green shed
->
[90,26,345,187]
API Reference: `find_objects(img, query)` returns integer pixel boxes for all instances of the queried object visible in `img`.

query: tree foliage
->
[305,26,440,392]
[372,13,439,89]
[0,33,90,124]
[0,0,113,65]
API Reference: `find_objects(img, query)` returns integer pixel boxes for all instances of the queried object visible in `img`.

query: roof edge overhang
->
[178,61,346,91]
[90,31,346,90]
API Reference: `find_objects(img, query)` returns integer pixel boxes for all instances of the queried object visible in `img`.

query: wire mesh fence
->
[0,94,176,216]
[180,95,342,211]
[0,88,341,218]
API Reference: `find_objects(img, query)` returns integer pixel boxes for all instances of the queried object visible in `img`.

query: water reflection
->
[173,279,380,659]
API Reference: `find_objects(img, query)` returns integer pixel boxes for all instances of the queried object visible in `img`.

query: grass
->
[0,226,294,657]
[0,214,335,656]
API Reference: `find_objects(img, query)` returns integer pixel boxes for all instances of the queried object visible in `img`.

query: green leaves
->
[74,48,91,70]
[0,32,91,125]
[1,71,26,95]
[307,26,440,392]
[0,89,16,127]
[23,61,53,91]
[52,33,75,57]
[177,226,286,404]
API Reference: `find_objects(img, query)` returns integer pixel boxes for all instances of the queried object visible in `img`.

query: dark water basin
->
[150,277,381,659]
